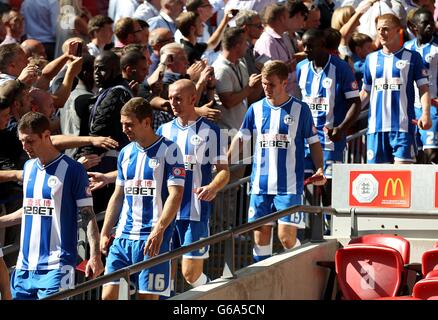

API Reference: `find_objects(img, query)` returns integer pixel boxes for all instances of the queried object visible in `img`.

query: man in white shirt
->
[108,0,141,22]
[134,0,161,22]
[147,0,184,34]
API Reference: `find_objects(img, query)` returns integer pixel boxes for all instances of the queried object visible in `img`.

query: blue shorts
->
[173,220,209,259]
[11,267,75,300]
[367,132,416,163]
[248,194,305,228]
[104,227,173,297]
[415,106,438,150]
[304,150,343,178]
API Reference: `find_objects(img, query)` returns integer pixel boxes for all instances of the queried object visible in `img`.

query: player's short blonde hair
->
[261,60,289,81]
[376,13,401,28]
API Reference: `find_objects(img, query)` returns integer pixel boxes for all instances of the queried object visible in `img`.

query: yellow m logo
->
[384,178,405,197]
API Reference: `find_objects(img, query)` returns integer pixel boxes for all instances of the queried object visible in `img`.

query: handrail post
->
[350,207,358,238]
[222,233,236,279]
[310,208,325,243]
[118,270,131,300]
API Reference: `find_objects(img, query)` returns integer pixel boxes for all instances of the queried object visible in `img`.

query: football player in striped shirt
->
[296,28,361,206]
[0,112,104,300]
[404,8,438,164]
[229,61,326,263]
[361,13,432,164]
[157,79,229,289]
[100,98,185,300]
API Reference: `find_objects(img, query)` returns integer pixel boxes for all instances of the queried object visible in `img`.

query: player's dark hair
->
[18,111,50,136]
[121,97,153,122]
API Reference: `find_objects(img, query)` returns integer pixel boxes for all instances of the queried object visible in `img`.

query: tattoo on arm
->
[79,206,100,257]
[79,206,96,228]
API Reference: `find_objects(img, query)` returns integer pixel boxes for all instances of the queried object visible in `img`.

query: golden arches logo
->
[384,178,405,197]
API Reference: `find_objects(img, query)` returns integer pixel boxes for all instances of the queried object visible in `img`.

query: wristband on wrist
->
[16,79,25,88]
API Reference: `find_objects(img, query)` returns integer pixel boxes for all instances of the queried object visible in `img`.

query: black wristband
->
[16,79,25,88]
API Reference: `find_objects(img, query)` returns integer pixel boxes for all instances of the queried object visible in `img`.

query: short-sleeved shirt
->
[157,117,227,222]
[363,48,428,134]
[17,154,93,270]
[297,55,360,151]
[180,39,208,65]
[147,12,176,33]
[404,37,438,106]
[133,1,159,22]
[212,54,249,130]
[239,97,319,195]
[254,27,297,95]
[115,137,185,240]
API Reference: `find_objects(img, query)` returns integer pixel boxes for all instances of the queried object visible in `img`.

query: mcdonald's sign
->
[384,178,405,197]
[350,171,411,208]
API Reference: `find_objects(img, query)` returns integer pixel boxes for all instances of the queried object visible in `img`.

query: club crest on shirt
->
[190,134,203,146]
[395,60,407,69]
[172,167,186,178]
[351,81,359,90]
[149,158,160,169]
[284,114,295,125]
[322,78,332,88]
[367,149,374,161]
[248,207,255,219]
[47,176,58,188]
[425,54,433,63]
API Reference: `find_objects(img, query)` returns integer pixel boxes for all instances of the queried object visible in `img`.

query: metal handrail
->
[336,208,438,217]
[221,175,250,191]
[346,128,367,142]
[42,205,335,300]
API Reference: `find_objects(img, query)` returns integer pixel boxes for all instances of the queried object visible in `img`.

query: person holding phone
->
[175,0,234,64]
[120,50,152,96]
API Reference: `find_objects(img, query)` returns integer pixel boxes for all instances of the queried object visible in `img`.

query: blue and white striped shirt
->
[17,154,92,270]
[297,55,359,151]
[115,137,185,240]
[404,37,438,107]
[157,117,227,222]
[363,48,428,133]
[239,97,319,195]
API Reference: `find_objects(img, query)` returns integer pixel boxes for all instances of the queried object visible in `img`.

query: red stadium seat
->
[348,234,410,264]
[375,296,420,300]
[422,248,438,277]
[348,234,414,295]
[425,270,438,279]
[335,244,405,300]
[413,278,438,299]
